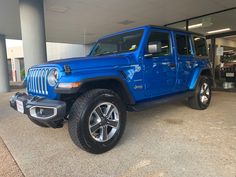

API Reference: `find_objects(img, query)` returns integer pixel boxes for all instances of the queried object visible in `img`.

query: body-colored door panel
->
[142,29,177,98]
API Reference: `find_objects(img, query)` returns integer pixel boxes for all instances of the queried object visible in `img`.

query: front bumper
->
[10,92,66,128]
[220,71,236,82]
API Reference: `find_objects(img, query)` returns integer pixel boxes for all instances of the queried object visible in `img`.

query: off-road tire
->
[68,89,126,154]
[188,76,211,110]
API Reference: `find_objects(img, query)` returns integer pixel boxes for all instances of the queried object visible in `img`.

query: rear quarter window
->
[176,34,192,56]
[193,36,208,57]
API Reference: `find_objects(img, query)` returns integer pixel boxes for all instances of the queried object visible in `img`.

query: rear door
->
[143,29,177,98]
[174,33,195,91]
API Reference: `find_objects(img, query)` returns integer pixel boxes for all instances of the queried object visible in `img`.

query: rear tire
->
[188,76,211,110]
[68,89,126,154]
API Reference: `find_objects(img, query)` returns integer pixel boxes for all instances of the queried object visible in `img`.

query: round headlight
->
[48,69,59,86]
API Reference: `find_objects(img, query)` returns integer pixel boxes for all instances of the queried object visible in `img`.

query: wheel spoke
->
[201,96,205,103]
[205,93,210,99]
[203,84,207,90]
[95,107,104,118]
[200,87,204,94]
[107,119,118,128]
[201,95,208,104]
[101,126,108,141]
[201,83,210,99]
[105,105,114,118]
[203,86,209,94]
[89,102,120,142]
[90,122,101,133]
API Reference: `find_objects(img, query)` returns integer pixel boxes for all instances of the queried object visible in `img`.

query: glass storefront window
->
[167,21,186,31]
[188,9,236,35]
[167,9,236,36]
[167,8,236,90]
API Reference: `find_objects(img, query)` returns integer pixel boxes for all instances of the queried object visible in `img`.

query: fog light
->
[29,106,57,119]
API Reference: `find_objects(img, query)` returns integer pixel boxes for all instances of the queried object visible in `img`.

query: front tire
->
[188,76,211,110]
[68,89,126,154]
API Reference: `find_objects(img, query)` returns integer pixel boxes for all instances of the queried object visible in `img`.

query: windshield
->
[90,29,144,56]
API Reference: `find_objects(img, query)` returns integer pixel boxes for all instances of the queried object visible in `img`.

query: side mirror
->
[149,41,162,54]
[144,42,161,58]
[148,44,159,54]
[143,44,158,58]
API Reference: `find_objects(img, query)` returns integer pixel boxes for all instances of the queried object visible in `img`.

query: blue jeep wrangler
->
[10,25,212,154]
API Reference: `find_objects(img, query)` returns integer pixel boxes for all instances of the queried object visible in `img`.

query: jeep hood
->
[47,55,132,71]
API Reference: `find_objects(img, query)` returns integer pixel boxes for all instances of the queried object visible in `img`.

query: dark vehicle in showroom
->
[215,52,236,82]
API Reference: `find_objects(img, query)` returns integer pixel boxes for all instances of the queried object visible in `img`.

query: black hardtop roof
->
[99,25,205,41]
[147,25,205,37]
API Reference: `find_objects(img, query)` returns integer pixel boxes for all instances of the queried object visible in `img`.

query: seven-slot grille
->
[27,68,51,95]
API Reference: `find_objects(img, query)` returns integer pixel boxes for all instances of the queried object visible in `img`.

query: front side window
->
[147,31,171,56]
[176,34,192,55]
[193,36,208,57]
[90,30,144,56]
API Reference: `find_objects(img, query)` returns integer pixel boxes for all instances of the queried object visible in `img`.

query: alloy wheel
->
[88,102,120,142]
[200,82,210,104]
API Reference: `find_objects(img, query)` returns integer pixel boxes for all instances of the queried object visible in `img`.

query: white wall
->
[6,40,92,61]
[6,40,93,81]
[46,43,92,61]
[216,38,236,47]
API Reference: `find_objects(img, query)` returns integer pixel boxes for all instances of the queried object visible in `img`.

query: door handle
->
[168,63,176,68]
[186,61,191,65]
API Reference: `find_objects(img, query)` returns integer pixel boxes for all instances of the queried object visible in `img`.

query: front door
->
[143,29,177,98]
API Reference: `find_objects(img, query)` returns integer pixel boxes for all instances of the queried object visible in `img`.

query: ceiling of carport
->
[0,0,236,44]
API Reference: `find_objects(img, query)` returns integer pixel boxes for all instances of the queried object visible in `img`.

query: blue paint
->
[25,25,211,103]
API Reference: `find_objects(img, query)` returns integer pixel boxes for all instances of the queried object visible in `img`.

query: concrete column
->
[15,58,22,82]
[19,0,47,72]
[0,34,10,92]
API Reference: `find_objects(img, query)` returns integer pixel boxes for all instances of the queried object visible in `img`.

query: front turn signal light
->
[57,82,81,89]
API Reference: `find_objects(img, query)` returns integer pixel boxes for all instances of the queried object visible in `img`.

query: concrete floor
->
[0,91,235,177]
[0,136,24,177]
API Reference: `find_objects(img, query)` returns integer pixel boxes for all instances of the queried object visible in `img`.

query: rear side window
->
[176,34,192,55]
[193,36,208,57]
[147,31,171,56]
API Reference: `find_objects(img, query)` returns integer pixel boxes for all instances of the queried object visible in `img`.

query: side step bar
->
[127,91,194,112]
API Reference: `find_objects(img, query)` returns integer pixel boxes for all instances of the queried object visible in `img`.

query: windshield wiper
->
[95,51,118,56]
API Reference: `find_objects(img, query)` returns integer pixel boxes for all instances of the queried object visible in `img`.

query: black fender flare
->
[55,76,135,105]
